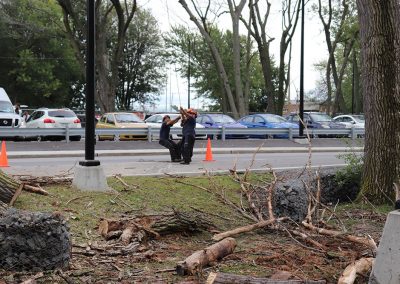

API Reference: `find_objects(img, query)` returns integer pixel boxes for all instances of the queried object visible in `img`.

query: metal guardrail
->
[0,126,365,142]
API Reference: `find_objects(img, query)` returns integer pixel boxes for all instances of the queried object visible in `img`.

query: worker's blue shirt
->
[182,116,196,136]
[159,122,171,140]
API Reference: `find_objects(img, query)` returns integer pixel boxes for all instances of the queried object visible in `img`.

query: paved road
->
[3,151,348,177]
[5,138,364,152]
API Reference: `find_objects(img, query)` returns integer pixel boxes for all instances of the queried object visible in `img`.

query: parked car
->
[145,113,207,140]
[286,112,346,137]
[24,108,82,141]
[0,88,22,129]
[96,112,148,141]
[196,113,248,139]
[238,113,299,138]
[333,114,365,128]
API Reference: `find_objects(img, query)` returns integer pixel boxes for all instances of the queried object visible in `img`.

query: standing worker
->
[179,107,197,165]
[159,115,182,162]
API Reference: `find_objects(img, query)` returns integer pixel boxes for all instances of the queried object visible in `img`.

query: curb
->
[6,147,364,159]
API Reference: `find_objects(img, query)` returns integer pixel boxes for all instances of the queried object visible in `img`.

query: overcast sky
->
[140,0,327,112]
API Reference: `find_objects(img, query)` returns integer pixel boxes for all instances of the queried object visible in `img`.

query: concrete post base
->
[72,165,110,192]
[369,210,400,284]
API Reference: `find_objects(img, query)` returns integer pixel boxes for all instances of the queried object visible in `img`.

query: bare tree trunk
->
[228,0,247,117]
[276,0,301,115]
[246,0,275,113]
[178,0,240,118]
[353,53,362,113]
[318,0,351,114]
[357,0,400,203]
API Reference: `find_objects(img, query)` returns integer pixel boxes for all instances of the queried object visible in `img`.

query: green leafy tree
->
[0,0,82,107]
[116,9,165,110]
[165,25,271,114]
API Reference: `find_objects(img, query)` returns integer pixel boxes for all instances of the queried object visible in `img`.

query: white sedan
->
[145,113,207,140]
[333,114,365,128]
[24,108,82,141]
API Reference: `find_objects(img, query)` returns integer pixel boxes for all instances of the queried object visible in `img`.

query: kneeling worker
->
[159,115,182,162]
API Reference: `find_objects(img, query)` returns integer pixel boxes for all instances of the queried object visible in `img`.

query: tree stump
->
[0,170,21,204]
[0,208,71,271]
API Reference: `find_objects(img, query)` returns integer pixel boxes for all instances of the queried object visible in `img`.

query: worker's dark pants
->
[159,139,181,161]
[179,135,195,163]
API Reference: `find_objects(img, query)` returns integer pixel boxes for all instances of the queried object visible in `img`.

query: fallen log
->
[23,184,49,196]
[205,272,326,284]
[213,217,288,241]
[99,211,212,241]
[337,257,374,284]
[176,238,236,276]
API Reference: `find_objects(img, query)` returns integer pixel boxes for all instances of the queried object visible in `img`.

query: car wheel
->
[70,136,81,142]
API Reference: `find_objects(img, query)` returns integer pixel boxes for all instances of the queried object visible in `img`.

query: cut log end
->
[176,238,237,276]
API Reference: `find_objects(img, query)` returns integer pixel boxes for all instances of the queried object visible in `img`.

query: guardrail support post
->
[147,127,152,142]
[288,127,293,141]
[351,127,356,140]
[221,126,226,141]
[66,124,70,143]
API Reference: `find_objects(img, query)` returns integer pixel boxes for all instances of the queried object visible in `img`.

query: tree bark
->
[176,237,236,276]
[228,0,247,117]
[99,211,212,239]
[357,0,400,203]
[247,0,276,113]
[0,170,21,204]
[0,201,7,216]
[206,272,326,284]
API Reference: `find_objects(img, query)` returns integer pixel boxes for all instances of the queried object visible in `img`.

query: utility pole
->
[299,0,305,137]
[80,0,98,166]
[351,51,355,114]
[188,39,191,109]
[73,0,108,191]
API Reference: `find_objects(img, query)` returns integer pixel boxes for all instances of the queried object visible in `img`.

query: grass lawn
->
[0,173,391,283]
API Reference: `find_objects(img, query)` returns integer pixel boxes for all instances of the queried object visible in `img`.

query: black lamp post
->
[299,0,305,137]
[187,38,191,109]
[79,0,99,167]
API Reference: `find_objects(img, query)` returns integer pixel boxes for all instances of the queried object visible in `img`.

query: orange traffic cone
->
[0,141,9,167]
[203,138,214,162]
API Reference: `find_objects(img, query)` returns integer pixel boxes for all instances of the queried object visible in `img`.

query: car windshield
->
[260,114,287,123]
[48,110,76,117]
[209,115,236,124]
[115,113,143,123]
[310,113,332,122]
[0,101,14,113]
[353,115,365,123]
